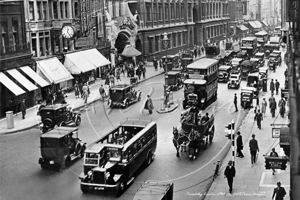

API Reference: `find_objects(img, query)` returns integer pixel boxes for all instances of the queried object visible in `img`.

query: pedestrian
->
[236,131,244,158]
[109,73,115,86]
[261,98,267,117]
[144,95,154,114]
[270,98,277,118]
[272,182,286,200]
[275,79,280,95]
[116,69,121,82]
[136,67,141,80]
[153,57,158,71]
[278,97,286,118]
[254,109,263,129]
[99,85,105,101]
[105,74,110,86]
[82,83,88,105]
[249,134,259,166]
[234,93,238,112]
[79,81,83,98]
[142,65,146,79]
[74,81,80,98]
[224,160,236,193]
[270,79,275,95]
[159,59,163,69]
[269,148,279,175]
[20,99,27,119]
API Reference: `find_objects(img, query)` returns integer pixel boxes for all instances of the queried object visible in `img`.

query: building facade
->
[0,1,35,118]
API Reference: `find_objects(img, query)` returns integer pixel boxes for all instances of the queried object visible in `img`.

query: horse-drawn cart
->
[173,107,215,159]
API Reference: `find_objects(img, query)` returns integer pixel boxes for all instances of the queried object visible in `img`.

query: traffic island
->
[156,101,179,114]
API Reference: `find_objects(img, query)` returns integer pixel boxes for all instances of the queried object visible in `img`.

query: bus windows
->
[107,147,121,162]
[85,153,99,165]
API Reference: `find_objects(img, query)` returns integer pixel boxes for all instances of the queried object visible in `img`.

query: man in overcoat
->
[272,182,286,200]
[249,134,259,166]
[224,160,236,193]
[236,131,244,158]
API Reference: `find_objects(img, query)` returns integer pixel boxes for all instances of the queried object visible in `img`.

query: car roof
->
[41,127,79,139]
[184,79,207,85]
[250,58,260,61]
[248,72,260,77]
[110,84,132,90]
[219,65,232,70]
[232,58,243,62]
[166,71,181,75]
[41,104,69,110]
[272,50,281,54]
[121,118,152,128]
[255,52,264,56]
[241,86,256,92]
[187,58,218,69]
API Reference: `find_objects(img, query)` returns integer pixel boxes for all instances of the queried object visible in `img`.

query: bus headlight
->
[201,98,205,103]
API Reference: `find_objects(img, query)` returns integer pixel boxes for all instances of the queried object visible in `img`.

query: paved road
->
[0,72,251,200]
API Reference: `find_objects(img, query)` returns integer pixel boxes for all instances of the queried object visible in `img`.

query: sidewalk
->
[0,64,165,135]
[205,55,290,199]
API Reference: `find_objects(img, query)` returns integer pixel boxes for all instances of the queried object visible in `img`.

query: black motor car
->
[218,65,232,82]
[39,104,81,133]
[165,71,183,90]
[108,84,141,108]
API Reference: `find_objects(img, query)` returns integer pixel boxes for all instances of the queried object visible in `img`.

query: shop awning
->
[64,52,96,74]
[82,49,111,67]
[122,45,142,57]
[248,21,259,29]
[6,69,38,91]
[237,25,249,31]
[36,57,73,84]
[64,48,111,74]
[255,21,262,28]
[261,21,268,27]
[20,66,49,87]
[0,72,25,96]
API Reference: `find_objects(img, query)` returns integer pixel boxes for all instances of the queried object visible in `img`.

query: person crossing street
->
[249,134,259,167]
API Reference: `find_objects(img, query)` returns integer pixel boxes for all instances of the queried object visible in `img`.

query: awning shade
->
[122,45,142,57]
[249,21,259,29]
[82,49,111,67]
[237,25,249,31]
[255,21,262,28]
[261,21,268,27]
[64,53,96,74]
[7,69,38,91]
[36,57,73,84]
[0,72,25,96]
[64,48,111,74]
[20,66,49,87]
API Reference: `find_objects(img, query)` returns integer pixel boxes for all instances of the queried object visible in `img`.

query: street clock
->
[62,25,75,39]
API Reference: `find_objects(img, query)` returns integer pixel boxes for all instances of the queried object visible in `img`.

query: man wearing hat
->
[224,160,236,193]
[272,182,286,200]
[249,134,259,166]
[236,131,244,158]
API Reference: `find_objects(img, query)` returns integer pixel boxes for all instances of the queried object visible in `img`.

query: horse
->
[188,129,200,159]
[172,127,189,158]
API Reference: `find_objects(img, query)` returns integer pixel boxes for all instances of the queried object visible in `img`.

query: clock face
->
[62,26,74,39]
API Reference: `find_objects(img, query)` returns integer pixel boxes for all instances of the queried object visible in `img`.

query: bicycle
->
[213,160,221,181]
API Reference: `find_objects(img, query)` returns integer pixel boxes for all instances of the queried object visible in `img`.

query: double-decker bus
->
[79,118,157,196]
[255,31,268,48]
[183,58,218,109]
[241,37,258,57]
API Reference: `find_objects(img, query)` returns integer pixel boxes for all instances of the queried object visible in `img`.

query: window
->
[12,20,18,51]
[171,4,174,19]
[29,2,35,20]
[181,3,184,19]
[176,3,179,19]
[172,33,176,47]
[159,3,162,20]
[178,32,181,46]
[148,37,153,54]
[188,3,192,19]
[1,21,8,53]
[74,2,79,18]
[53,2,58,19]
[155,36,159,52]
[165,4,169,20]
[146,3,151,22]
[31,37,37,56]
[65,2,69,18]
[60,2,64,18]
[43,2,47,19]
[37,1,42,20]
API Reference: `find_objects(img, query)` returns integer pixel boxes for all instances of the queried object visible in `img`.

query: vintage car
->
[162,55,180,72]
[259,67,269,79]
[218,65,232,82]
[108,84,141,108]
[250,58,261,70]
[240,87,255,109]
[227,73,241,89]
[268,53,281,71]
[231,58,243,71]
[253,52,265,66]
[39,104,81,133]
[272,50,282,65]
[38,127,86,171]
[236,51,249,60]
[181,51,194,70]
[241,60,258,80]
[165,71,183,90]
[247,72,263,97]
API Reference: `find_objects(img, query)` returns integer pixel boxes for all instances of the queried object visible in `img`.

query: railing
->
[0,43,31,56]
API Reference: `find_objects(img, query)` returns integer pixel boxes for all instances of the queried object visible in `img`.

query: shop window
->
[45,36,50,55]
[37,1,42,20]
[40,37,45,56]
[43,2,47,20]
[74,2,79,18]
[60,2,64,19]
[1,21,8,54]
[65,2,69,18]
[31,38,37,57]
[53,2,58,19]
[155,36,159,52]
[29,2,35,21]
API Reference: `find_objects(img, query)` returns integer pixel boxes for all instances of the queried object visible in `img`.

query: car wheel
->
[43,118,53,129]
[80,183,89,193]
[138,93,141,101]
[125,100,129,108]
[75,116,81,126]
[61,155,71,169]
[75,143,82,155]
[210,126,215,143]
[59,121,66,127]
[80,145,86,158]
[116,179,126,197]
[146,151,153,166]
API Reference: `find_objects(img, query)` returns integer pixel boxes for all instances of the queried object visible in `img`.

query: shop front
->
[36,57,73,102]
[64,48,111,85]
[0,66,49,118]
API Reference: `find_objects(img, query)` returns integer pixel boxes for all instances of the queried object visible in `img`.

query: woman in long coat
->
[74,81,80,98]
[144,95,154,114]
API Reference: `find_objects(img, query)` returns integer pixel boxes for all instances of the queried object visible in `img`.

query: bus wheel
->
[146,151,153,166]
